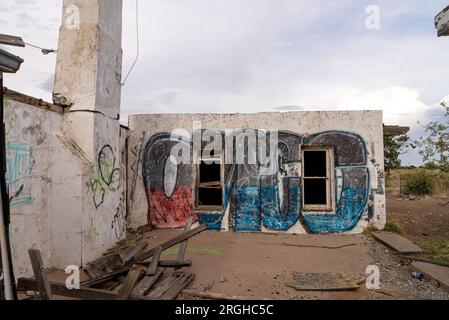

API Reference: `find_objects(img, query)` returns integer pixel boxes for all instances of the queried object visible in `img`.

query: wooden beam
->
[145,246,162,276]
[116,265,144,300]
[177,217,193,262]
[17,278,151,300]
[159,260,192,268]
[131,267,165,298]
[137,224,207,262]
[82,225,207,287]
[28,249,52,300]
[119,240,147,264]
[160,273,195,300]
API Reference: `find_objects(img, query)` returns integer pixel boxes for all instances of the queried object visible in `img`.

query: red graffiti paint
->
[148,187,198,229]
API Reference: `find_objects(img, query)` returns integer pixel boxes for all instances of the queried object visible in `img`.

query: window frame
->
[301,146,335,212]
[193,147,225,212]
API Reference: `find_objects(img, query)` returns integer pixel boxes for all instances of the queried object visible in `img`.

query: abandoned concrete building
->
[2,0,408,279]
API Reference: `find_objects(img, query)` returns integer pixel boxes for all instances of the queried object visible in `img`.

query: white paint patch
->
[164,155,178,198]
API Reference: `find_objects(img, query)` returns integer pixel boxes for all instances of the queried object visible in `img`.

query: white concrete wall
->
[53,0,126,266]
[4,97,62,276]
[4,94,128,277]
[127,111,386,234]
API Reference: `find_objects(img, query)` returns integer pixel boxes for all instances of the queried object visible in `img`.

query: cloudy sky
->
[1,0,449,165]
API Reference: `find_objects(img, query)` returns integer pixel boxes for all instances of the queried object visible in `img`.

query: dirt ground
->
[140,230,449,300]
[386,169,449,263]
[38,230,449,300]
[387,197,449,240]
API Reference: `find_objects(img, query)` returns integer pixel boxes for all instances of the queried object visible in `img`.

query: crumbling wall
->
[4,93,128,277]
[4,96,63,276]
[127,111,386,234]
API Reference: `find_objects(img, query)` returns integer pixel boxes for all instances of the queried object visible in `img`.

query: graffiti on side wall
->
[142,130,372,234]
[91,145,123,209]
[6,142,33,208]
[111,193,127,240]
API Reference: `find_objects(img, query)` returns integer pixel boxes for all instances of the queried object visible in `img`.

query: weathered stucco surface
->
[4,97,62,276]
[4,96,128,277]
[52,0,127,267]
[127,111,386,234]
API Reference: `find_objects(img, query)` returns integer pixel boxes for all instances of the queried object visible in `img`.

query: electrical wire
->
[24,42,57,55]
[122,0,140,86]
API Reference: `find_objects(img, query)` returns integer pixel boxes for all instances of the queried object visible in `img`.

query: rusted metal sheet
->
[0,49,24,73]
[0,33,25,47]
[436,5,449,37]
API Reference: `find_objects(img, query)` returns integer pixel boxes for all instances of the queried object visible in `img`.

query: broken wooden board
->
[85,254,117,279]
[159,260,192,268]
[373,232,424,254]
[131,267,165,297]
[119,240,148,264]
[145,246,162,276]
[28,249,52,300]
[147,272,195,300]
[160,273,195,300]
[116,265,144,300]
[17,278,149,300]
[177,217,193,261]
[411,262,449,292]
[286,272,360,291]
[82,224,206,288]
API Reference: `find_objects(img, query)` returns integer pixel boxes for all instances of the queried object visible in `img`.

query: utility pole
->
[0,33,25,300]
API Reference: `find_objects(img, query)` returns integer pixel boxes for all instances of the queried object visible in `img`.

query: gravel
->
[368,237,449,300]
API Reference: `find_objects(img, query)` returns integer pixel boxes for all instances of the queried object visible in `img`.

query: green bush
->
[405,170,436,195]
[439,172,449,192]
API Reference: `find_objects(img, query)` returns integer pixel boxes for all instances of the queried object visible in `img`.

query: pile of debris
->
[18,218,207,300]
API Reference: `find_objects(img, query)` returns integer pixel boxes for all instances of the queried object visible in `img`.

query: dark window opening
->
[198,188,223,206]
[304,151,327,177]
[199,162,221,184]
[195,148,223,209]
[302,148,333,210]
[304,179,327,205]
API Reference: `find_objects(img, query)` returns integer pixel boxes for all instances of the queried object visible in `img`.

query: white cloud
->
[2,0,449,158]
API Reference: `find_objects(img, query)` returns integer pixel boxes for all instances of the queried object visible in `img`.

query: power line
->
[122,0,140,86]
[24,42,57,55]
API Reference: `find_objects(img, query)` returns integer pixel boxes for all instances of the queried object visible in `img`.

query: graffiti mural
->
[91,145,123,209]
[142,130,371,234]
[143,133,197,229]
[6,142,33,208]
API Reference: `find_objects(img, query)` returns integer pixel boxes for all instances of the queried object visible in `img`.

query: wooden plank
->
[82,225,207,287]
[138,224,207,262]
[131,267,165,297]
[177,217,193,262]
[85,254,116,279]
[285,272,360,292]
[145,246,162,276]
[17,278,150,300]
[147,274,183,299]
[116,265,144,300]
[160,273,195,300]
[28,249,52,300]
[119,240,147,264]
[159,260,192,268]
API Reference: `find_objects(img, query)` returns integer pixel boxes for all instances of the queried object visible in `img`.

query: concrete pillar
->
[50,0,126,268]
